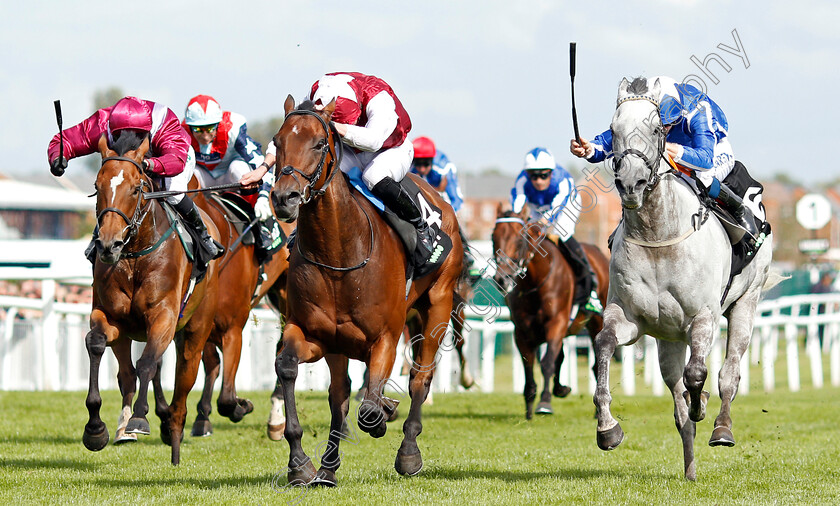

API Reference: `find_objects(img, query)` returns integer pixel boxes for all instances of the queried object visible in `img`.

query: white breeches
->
[193,159,251,188]
[340,140,414,190]
[163,146,196,205]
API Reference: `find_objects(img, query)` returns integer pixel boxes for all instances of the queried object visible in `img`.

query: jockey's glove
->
[50,156,67,177]
[255,192,273,221]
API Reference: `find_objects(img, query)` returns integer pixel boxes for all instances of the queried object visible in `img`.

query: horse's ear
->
[650,78,661,100]
[134,136,150,162]
[97,134,114,158]
[284,94,295,116]
[518,203,529,220]
[321,98,336,120]
[617,77,630,101]
[496,201,507,217]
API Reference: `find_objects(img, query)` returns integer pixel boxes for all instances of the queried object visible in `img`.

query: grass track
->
[1,373,838,505]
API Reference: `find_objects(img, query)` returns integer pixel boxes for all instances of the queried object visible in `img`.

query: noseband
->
[97,156,153,242]
[612,95,672,192]
[494,217,537,279]
[277,109,344,203]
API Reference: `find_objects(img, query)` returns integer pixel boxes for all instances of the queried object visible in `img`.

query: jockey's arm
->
[667,114,716,171]
[239,143,275,189]
[47,109,110,164]
[232,122,265,170]
[582,129,613,163]
[335,92,398,152]
[146,109,192,176]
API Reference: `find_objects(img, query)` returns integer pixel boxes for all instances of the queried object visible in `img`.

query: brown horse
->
[190,201,296,437]
[492,204,609,419]
[84,134,220,464]
[269,96,463,486]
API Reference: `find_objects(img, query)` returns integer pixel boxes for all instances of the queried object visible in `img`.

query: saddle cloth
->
[346,167,452,279]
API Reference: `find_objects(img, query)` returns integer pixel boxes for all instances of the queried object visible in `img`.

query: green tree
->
[247,116,284,151]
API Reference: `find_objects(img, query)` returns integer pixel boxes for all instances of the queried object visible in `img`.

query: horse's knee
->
[85,331,107,356]
[275,352,299,383]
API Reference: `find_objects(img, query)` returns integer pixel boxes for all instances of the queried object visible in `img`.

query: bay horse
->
[190,203,296,437]
[594,77,778,480]
[269,96,463,486]
[492,203,609,419]
[84,134,220,465]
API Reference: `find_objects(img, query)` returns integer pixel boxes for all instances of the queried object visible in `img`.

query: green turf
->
[1,359,838,505]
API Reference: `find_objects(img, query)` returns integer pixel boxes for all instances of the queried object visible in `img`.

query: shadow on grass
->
[0,457,101,471]
[419,465,672,482]
[419,411,524,423]
[0,434,82,445]
[93,473,277,489]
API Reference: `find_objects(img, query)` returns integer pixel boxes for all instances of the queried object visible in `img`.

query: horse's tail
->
[762,268,789,293]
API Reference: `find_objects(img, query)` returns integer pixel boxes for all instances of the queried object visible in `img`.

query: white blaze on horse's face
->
[291,125,300,135]
[109,170,125,205]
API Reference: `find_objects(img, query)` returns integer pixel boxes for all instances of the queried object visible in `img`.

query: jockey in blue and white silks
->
[510,147,602,315]
[411,143,464,212]
[570,75,759,244]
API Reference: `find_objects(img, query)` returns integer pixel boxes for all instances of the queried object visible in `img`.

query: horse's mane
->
[296,100,317,112]
[627,77,648,95]
[498,210,518,219]
[110,130,150,156]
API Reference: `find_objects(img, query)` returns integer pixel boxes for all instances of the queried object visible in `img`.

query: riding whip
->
[570,42,582,145]
[53,100,64,163]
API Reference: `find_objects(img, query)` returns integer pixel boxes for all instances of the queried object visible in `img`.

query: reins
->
[493,217,555,296]
[280,107,374,272]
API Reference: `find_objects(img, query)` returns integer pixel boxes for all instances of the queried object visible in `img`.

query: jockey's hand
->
[240,165,269,189]
[254,192,273,221]
[50,156,67,177]
[570,138,593,159]
[141,159,154,174]
[665,142,683,161]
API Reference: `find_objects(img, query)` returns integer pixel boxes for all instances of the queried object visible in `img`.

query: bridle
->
[612,94,674,192]
[278,107,373,272]
[96,156,154,244]
[276,109,344,203]
[493,216,555,297]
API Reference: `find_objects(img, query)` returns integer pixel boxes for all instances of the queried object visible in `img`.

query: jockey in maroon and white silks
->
[182,95,264,194]
[264,72,414,191]
[47,96,195,206]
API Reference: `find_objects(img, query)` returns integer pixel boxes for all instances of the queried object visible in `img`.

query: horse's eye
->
[314,139,326,150]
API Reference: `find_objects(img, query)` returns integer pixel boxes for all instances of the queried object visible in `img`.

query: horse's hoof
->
[311,468,337,487]
[113,426,137,445]
[709,426,736,447]
[82,424,110,451]
[358,402,388,438]
[161,424,184,447]
[228,400,253,423]
[683,390,710,423]
[287,458,317,486]
[535,402,553,415]
[267,423,286,441]
[553,384,572,398]
[386,409,399,422]
[191,419,213,437]
[395,450,423,476]
[597,424,625,451]
[125,417,150,435]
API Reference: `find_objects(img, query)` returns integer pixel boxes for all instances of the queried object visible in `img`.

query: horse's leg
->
[451,303,475,389]
[216,328,254,423]
[152,359,169,425]
[684,307,714,423]
[312,354,352,487]
[594,303,638,451]
[277,323,325,485]
[552,345,572,398]
[191,340,219,437]
[395,299,449,477]
[358,338,398,439]
[82,310,119,451]
[166,325,212,465]
[268,336,286,441]
[537,319,568,414]
[112,337,138,445]
[514,332,538,420]
[125,312,177,436]
[711,298,757,447]
[658,339,697,480]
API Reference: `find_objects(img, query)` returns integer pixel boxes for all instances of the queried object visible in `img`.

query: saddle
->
[346,168,452,280]
[209,192,286,262]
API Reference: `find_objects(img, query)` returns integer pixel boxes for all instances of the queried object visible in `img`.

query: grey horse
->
[592,77,781,481]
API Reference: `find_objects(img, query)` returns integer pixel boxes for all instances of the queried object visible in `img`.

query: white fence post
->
[785,323,801,392]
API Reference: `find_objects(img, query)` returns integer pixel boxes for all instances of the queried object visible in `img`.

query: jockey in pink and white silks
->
[570,76,759,244]
[510,147,602,315]
[47,96,223,259]
[242,72,436,265]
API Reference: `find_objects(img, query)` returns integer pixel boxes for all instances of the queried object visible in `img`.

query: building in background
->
[0,174,94,240]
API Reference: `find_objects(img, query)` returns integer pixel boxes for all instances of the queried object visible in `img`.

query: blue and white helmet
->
[523,147,555,171]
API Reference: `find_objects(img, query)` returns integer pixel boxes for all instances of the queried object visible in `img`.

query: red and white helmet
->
[412,136,436,158]
[109,97,153,132]
[184,95,223,126]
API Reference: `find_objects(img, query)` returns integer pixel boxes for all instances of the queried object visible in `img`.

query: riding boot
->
[458,225,481,281]
[563,236,603,315]
[371,176,436,266]
[716,183,759,250]
[173,197,224,260]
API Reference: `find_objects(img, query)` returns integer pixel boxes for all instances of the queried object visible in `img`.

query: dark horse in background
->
[83,134,221,465]
[190,204,296,437]
[492,203,609,419]
[269,96,463,486]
